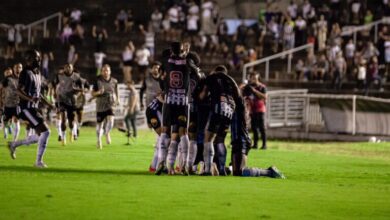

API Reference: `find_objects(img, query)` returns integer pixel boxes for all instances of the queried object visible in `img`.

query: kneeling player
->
[231,97,285,178]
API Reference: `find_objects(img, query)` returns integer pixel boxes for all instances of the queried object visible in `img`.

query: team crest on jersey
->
[178,115,187,123]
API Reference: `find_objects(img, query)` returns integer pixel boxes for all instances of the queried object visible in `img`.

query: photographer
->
[242,72,267,150]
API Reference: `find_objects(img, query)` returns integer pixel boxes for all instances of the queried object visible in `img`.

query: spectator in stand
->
[253,21,266,58]
[70,8,82,28]
[287,0,298,20]
[357,58,367,90]
[350,0,362,25]
[61,23,73,44]
[345,39,356,80]
[162,13,171,41]
[202,0,215,35]
[316,15,327,51]
[315,54,329,81]
[366,56,382,94]
[62,8,71,25]
[362,41,379,61]
[329,23,342,46]
[282,16,295,51]
[295,16,307,46]
[122,41,135,83]
[5,25,15,59]
[135,45,151,82]
[151,8,163,33]
[332,51,347,90]
[94,52,106,75]
[230,44,246,71]
[187,9,200,40]
[235,20,248,46]
[301,0,312,19]
[216,19,228,44]
[92,25,108,52]
[384,40,390,80]
[305,50,316,81]
[267,16,280,53]
[67,44,79,66]
[126,9,135,32]
[14,24,23,52]
[139,24,155,58]
[168,4,180,40]
[115,9,128,32]
[124,81,139,139]
[295,59,305,81]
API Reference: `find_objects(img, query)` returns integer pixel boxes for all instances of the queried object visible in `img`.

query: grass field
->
[0,127,390,220]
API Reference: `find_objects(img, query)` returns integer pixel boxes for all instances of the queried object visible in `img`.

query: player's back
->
[3,75,19,107]
[163,54,190,106]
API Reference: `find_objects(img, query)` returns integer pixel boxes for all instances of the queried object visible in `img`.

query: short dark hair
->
[170,42,182,55]
[249,71,260,80]
[152,61,162,66]
[214,65,227,74]
[25,50,39,63]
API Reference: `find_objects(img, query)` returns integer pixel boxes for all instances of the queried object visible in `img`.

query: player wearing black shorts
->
[92,64,119,149]
[53,63,82,145]
[74,77,89,139]
[183,48,204,174]
[199,65,241,175]
[231,96,285,178]
[2,63,22,142]
[7,50,55,168]
[155,42,192,175]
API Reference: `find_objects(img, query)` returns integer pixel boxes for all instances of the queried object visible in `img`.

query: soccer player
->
[92,64,119,149]
[155,42,192,175]
[199,65,241,175]
[7,50,55,168]
[1,67,15,139]
[184,47,204,174]
[53,63,82,145]
[73,77,89,140]
[231,96,285,178]
[2,63,22,142]
[242,72,267,150]
[140,61,163,109]
[124,81,139,139]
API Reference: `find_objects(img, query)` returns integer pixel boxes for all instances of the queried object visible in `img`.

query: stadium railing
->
[242,43,314,82]
[267,90,390,136]
[24,12,62,44]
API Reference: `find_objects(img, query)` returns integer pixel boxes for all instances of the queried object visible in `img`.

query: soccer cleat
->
[168,169,175,175]
[77,129,80,136]
[211,163,219,176]
[34,161,48,168]
[199,172,212,176]
[242,168,252,177]
[61,138,66,146]
[261,145,267,150]
[97,140,103,150]
[106,133,111,145]
[268,166,286,179]
[58,135,62,142]
[155,162,165,175]
[7,142,16,160]
[69,133,74,143]
[251,145,258,150]
[198,161,205,175]
[149,166,156,173]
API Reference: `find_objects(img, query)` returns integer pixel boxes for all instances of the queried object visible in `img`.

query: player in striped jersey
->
[7,50,55,168]
[2,63,22,142]
[92,64,119,149]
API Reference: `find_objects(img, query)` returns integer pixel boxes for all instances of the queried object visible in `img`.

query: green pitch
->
[0,127,390,219]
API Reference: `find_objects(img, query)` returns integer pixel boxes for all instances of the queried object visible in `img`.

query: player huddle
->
[1,46,284,178]
[145,42,284,178]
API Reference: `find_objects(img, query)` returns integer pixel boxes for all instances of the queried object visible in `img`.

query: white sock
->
[176,141,183,168]
[203,142,215,173]
[151,136,160,169]
[180,135,189,168]
[166,141,178,170]
[12,134,39,148]
[13,121,20,142]
[72,122,78,137]
[104,117,114,135]
[157,133,169,164]
[36,130,50,163]
[4,124,8,138]
[56,119,62,136]
[96,123,103,143]
[186,140,197,170]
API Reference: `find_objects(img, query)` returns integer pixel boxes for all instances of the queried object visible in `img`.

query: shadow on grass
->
[0,165,152,176]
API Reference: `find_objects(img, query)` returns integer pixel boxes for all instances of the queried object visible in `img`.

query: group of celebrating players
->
[143,42,284,178]
[1,43,284,178]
